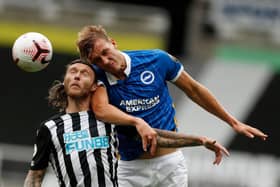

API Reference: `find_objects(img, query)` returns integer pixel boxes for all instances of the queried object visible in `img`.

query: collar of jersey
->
[105,51,131,85]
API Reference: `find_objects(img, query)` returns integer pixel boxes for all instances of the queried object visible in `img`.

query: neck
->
[65,96,91,113]
[115,54,127,80]
[114,72,126,80]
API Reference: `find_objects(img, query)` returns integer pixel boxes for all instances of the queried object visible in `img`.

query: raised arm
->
[155,128,229,165]
[174,71,268,140]
[92,85,157,155]
[24,169,46,187]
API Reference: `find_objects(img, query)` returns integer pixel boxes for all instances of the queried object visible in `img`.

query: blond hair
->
[77,25,110,62]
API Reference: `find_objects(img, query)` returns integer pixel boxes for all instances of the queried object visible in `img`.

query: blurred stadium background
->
[0,0,279,186]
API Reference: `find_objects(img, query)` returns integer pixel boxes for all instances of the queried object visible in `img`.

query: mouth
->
[70,83,80,88]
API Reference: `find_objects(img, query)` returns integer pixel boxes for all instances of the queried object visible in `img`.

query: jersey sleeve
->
[30,124,51,170]
[93,64,107,86]
[158,50,184,82]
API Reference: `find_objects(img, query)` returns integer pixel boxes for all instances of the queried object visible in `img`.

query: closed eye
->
[102,48,109,56]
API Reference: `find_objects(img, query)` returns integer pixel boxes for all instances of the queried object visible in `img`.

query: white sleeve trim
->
[170,65,184,82]
[97,80,105,86]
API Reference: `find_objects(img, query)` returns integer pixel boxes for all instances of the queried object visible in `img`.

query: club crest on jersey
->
[140,71,154,85]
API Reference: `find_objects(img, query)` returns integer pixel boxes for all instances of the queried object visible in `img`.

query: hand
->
[232,121,268,140]
[134,117,157,156]
[202,137,230,165]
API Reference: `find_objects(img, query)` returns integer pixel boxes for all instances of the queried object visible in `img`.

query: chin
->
[105,68,116,73]
[69,91,90,99]
[68,90,82,97]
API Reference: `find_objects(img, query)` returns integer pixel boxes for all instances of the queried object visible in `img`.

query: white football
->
[12,32,53,72]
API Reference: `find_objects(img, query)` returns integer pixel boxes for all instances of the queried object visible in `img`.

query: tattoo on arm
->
[154,128,203,148]
[24,169,46,187]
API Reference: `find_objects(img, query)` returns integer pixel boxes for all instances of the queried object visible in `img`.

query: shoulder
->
[92,64,105,74]
[48,112,65,120]
[92,64,106,79]
[123,49,171,64]
[39,112,64,130]
[123,49,166,57]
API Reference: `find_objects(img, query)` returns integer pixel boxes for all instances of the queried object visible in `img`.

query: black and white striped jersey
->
[30,110,118,187]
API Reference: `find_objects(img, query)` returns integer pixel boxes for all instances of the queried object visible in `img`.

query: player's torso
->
[96,49,182,160]
[101,50,176,130]
[47,111,116,153]
[46,111,118,186]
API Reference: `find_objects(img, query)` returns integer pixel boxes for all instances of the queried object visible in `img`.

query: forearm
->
[155,129,205,147]
[93,103,139,126]
[187,84,237,127]
[92,86,157,154]
[92,86,140,127]
[155,129,230,165]
[175,72,236,127]
[24,170,45,187]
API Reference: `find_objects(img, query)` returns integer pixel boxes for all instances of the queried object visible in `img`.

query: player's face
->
[88,38,125,75]
[64,63,96,98]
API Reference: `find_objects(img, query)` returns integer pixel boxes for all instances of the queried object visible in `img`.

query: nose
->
[101,56,109,65]
[74,72,81,80]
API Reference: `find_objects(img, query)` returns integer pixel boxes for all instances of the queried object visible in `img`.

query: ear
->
[110,38,117,48]
[90,83,97,92]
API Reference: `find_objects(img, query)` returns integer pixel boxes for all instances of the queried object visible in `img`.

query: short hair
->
[77,25,110,62]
